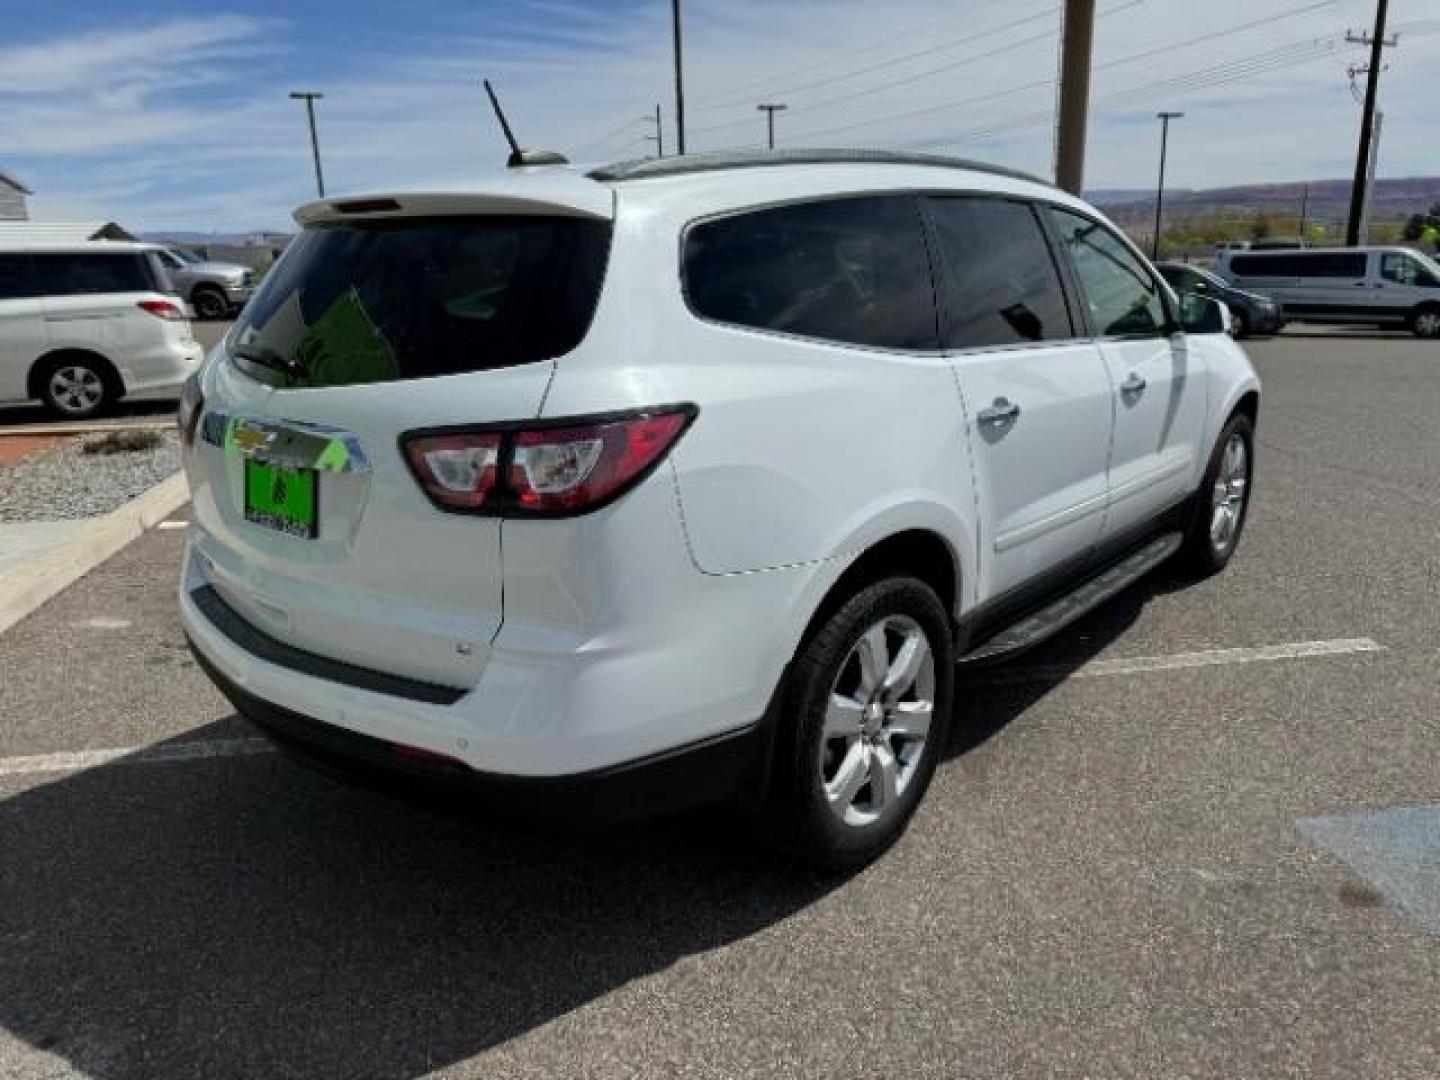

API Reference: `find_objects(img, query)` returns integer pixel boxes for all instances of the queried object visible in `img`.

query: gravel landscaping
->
[0,431,182,522]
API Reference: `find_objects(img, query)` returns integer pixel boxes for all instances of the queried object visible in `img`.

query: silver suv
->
[157,248,254,321]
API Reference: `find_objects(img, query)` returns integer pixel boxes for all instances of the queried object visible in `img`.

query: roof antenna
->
[483,79,569,168]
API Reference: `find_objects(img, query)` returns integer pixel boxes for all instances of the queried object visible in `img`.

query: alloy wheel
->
[1209,432,1249,554]
[819,614,935,828]
[48,366,105,415]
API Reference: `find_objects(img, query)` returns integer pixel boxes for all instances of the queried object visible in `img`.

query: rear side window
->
[231,216,611,388]
[31,253,155,296]
[0,254,35,299]
[683,195,937,350]
[926,197,1072,348]
[1047,208,1168,338]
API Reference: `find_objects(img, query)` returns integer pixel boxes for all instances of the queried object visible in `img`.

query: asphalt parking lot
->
[1,327,1437,1078]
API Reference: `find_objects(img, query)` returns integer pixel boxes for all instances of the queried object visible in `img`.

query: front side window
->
[30,253,154,296]
[1047,208,1168,337]
[1381,252,1440,287]
[683,195,937,350]
[926,197,1072,349]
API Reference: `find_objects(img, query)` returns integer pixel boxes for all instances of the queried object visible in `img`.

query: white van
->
[1215,246,1440,338]
[0,242,205,417]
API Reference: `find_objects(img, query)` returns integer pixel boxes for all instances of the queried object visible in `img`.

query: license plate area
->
[244,460,319,538]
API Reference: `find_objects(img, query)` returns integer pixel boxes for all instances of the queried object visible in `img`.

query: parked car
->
[178,150,1259,868]
[1155,261,1283,338]
[1215,245,1440,338]
[0,241,204,418]
[156,247,254,321]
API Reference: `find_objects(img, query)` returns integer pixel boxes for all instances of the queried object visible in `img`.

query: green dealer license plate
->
[244,461,318,538]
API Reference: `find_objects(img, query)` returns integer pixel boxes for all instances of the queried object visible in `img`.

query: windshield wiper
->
[232,343,306,379]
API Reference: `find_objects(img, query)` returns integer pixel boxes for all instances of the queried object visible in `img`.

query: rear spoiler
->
[294,187,613,227]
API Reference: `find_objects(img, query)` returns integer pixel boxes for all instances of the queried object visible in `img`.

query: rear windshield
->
[230,216,611,388]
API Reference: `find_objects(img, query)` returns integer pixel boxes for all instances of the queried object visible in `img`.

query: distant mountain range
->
[1089,176,1440,225]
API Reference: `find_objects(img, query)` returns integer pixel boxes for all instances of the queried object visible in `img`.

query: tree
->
[1402,202,1440,243]
[1250,212,1272,241]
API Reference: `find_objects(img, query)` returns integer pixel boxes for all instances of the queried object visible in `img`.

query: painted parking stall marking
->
[975,637,1384,686]
[0,638,1385,780]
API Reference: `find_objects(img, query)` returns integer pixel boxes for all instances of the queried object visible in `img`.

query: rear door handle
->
[977,397,1020,427]
[1120,373,1147,395]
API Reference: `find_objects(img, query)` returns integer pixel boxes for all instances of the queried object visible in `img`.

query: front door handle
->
[1120,373,1147,395]
[977,397,1020,427]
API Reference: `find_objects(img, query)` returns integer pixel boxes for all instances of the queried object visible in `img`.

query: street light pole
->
[289,91,326,198]
[1152,111,1183,259]
[756,103,787,150]
[671,0,686,155]
[1054,0,1096,194]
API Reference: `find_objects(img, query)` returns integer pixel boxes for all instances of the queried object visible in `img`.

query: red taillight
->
[401,405,695,517]
[137,299,185,321]
[403,432,502,509]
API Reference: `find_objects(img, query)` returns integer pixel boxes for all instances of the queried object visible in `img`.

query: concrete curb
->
[0,419,173,437]
[0,471,189,636]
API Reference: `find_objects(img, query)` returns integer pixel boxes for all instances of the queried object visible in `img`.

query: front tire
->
[1409,304,1440,340]
[1180,413,1254,577]
[1229,309,1248,339]
[191,287,228,321]
[762,576,954,871]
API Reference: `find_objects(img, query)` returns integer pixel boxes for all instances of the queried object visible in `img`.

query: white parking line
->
[0,737,274,778]
[975,637,1385,686]
[0,638,1386,780]
[156,520,189,530]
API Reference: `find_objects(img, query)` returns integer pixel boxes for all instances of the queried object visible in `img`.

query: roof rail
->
[587,148,1051,187]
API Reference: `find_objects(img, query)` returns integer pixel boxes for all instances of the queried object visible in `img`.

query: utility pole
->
[644,104,664,157]
[1358,108,1384,243]
[671,0,686,155]
[1054,0,1095,195]
[1344,0,1395,246]
[1298,184,1310,246]
[756,103,787,150]
[1152,112,1182,259]
[289,91,326,198]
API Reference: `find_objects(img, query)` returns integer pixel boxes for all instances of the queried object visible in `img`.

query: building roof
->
[0,221,136,243]
[0,170,33,195]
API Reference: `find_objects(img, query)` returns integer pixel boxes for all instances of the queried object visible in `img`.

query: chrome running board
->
[960,532,1182,664]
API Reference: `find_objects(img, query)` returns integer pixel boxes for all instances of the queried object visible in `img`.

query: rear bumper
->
[118,340,205,395]
[188,634,766,823]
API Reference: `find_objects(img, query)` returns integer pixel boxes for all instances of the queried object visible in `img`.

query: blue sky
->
[2,0,1437,231]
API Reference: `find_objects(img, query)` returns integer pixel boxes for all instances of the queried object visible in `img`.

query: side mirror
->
[1178,294,1231,335]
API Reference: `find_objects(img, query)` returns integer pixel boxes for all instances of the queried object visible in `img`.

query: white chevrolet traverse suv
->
[179,151,1259,868]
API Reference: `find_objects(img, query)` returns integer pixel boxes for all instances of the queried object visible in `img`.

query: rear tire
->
[1409,304,1440,340]
[1180,413,1253,578]
[36,355,118,420]
[761,576,954,871]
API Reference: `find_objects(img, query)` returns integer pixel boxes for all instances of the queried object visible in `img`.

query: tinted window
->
[1299,252,1367,278]
[1047,208,1167,337]
[231,216,612,388]
[31,253,155,296]
[684,196,937,350]
[1229,254,1298,277]
[926,197,1072,348]
[1381,252,1440,287]
[0,254,36,299]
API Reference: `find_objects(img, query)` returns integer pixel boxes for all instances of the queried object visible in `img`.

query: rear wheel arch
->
[799,530,960,653]
[1232,389,1259,427]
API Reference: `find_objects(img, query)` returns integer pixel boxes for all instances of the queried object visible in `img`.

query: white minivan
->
[0,241,205,417]
[1216,245,1440,338]
[179,151,1259,868]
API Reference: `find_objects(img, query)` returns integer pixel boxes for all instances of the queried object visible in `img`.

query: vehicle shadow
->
[946,562,1190,760]
[0,399,176,429]
[0,729,840,1079]
[1,564,1185,1079]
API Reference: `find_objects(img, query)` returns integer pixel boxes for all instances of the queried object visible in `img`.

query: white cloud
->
[9,1,1440,231]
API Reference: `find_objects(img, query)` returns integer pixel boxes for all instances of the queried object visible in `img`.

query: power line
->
[691,2,1060,114]
[687,0,1014,109]
[781,0,1337,143]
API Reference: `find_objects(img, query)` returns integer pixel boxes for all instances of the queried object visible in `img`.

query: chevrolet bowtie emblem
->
[231,424,275,456]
